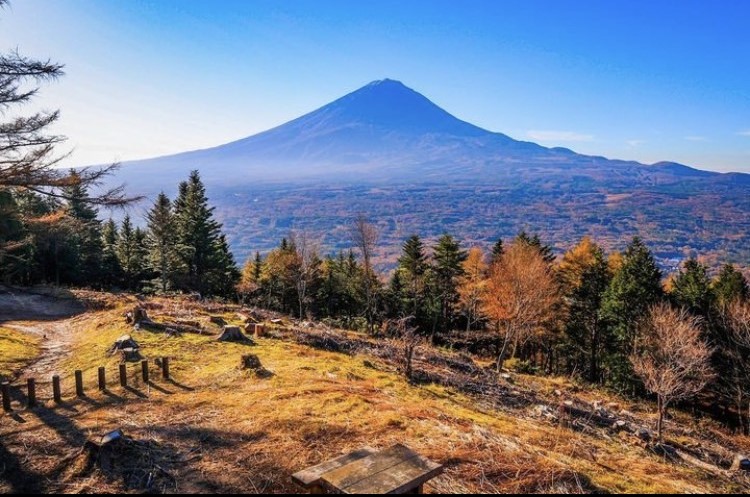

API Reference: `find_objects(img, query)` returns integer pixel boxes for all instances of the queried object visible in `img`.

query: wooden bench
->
[292,447,377,493]
[293,444,443,494]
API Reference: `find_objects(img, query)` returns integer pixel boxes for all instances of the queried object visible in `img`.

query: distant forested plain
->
[213,178,750,273]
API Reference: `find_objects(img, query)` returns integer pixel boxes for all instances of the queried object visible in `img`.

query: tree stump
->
[241,354,262,370]
[126,306,149,325]
[217,326,250,343]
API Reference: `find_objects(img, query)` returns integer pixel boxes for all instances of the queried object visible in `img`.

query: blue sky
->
[1,0,749,171]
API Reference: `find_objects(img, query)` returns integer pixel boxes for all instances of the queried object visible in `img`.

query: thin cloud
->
[627,139,645,147]
[684,136,708,142]
[738,130,750,137]
[527,130,594,142]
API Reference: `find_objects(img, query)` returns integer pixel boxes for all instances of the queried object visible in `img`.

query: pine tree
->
[211,233,240,298]
[100,219,122,287]
[431,234,467,339]
[117,215,140,289]
[0,189,28,283]
[600,237,663,393]
[61,171,103,286]
[558,237,611,382]
[490,238,504,264]
[670,259,713,318]
[145,192,178,293]
[713,264,749,307]
[395,235,429,327]
[516,230,555,263]
[173,170,238,296]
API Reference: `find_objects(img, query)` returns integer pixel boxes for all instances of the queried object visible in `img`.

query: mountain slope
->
[108,79,750,270]
[113,79,729,189]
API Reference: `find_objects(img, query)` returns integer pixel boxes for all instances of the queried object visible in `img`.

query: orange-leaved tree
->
[482,241,560,372]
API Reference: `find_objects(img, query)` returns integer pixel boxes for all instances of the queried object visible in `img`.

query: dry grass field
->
[1,292,749,494]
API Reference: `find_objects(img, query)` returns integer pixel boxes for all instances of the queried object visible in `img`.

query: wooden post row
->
[98,367,107,391]
[27,378,36,408]
[75,370,84,397]
[52,375,62,403]
[1,382,11,412]
[162,357,170,380]
[119,364,128,387]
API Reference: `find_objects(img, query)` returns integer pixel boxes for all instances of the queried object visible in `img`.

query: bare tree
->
[631,303,714,441]
[482,241,560,372]
[289,230,320,319]
[718,299,750,433]
[350,214,379,334]
[385,316,422,381]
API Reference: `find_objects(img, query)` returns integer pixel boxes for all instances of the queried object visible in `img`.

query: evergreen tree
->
[173,170,238,296]
[558,237,611,382]
[61,171,103,286]
[490,238,504,264]
[670,259,713,318]
[0,189,28,283]
[117,215,141,289]
[100,219,123,287]
[516,230,555,263]
[431,234,467,339]
[237,251,264,305]
[600,237,663,393]
[145,192,178,293]
[394,235,429,327]
[713,264,749,307]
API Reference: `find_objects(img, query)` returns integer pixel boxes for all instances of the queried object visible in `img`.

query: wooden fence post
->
[119,364,127,387]
[98,367,106,391]
[162,357,170,380]
[1,382,11,412]
[52,375,62,403]
[141,360,149,383]
[75,370,84,397]
[27,378,36,408]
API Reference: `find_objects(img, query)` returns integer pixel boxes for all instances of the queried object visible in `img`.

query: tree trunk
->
[589,322,599,383]
[496,327,510,373]
[657,396,665,442]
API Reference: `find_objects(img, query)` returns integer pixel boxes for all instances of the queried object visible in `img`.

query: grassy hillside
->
[0,325,40,381]
[1,295,749,493]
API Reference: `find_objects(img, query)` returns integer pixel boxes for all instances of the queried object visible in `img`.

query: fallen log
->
[558,403,619,429]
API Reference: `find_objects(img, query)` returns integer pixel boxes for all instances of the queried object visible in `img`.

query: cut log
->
[244,322,268,336]
[135,319,166,332]
[120,348,142,363]
[558,403,617,429]
[110,335,140,354]
[217,326,251,343]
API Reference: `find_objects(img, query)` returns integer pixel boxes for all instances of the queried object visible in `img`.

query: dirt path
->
[0,287,85,378]
[5,320,76,378]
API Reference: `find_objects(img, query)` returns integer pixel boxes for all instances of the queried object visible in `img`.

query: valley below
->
[210,178,750,272]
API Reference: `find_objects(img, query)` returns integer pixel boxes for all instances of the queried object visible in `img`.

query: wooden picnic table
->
[292,444,443,494]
